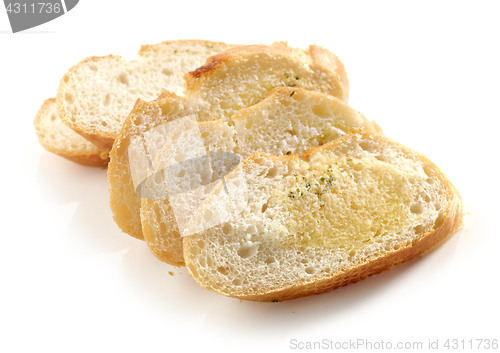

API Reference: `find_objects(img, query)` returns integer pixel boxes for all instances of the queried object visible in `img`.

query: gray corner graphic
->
[64,0,78,11]
[4,0,79,33]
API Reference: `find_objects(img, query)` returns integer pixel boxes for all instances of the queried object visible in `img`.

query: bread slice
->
[182,131,463,301]
[108,42,350,241]
[34,98,109,167]
[56,40,235,151]
[140,87,381,266]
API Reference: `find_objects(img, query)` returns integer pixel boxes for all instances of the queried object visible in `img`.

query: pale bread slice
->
[108,42,351,241]
[141,87,381,266]
[56,40,235,151]
[34,98,109,167]
[183,131,463,301]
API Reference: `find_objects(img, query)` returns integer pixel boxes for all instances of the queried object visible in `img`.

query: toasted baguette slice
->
[183,131,463,301]
[141,87,381,266]
[108,42,350,241]
[57,40,235,151]
[34,98,109,167]
[183,42,349,117]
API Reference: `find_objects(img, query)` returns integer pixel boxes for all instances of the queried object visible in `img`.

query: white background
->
[1,1,499,352]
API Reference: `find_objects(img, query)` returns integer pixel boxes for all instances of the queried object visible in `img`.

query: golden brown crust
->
[34,98,110,167]
[73,130,114,151]
[148,244,185,268]
[185,43,271,80]
[108,141,144,240]
[142,201,186,267]
[188,59,223,80]
[235,193,462,302]
[58,153,109,167]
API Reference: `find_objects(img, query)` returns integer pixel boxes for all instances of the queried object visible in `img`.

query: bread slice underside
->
[140,87,381,266]
[108,42,350,241]
[34,98,109,167]
[56,40,235,152]
[182,130,463,301]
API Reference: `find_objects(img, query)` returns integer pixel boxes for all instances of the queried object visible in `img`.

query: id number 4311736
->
[6,2,62,14]
[444,339,498,350]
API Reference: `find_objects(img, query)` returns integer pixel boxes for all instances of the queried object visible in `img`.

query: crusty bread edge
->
[34,98,110,167]
[185,43,274,80]
[235,193,462,302]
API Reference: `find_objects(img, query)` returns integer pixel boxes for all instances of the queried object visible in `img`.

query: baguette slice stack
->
[34,39,464,302]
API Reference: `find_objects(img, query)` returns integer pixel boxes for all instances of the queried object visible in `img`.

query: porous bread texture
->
[108,42,351,242]
[141,87,380,266]
[183,131,463,301]
[232,87,381,157]
[151,119,237,179]
[57,40,234,151]
[34,98,109,167]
